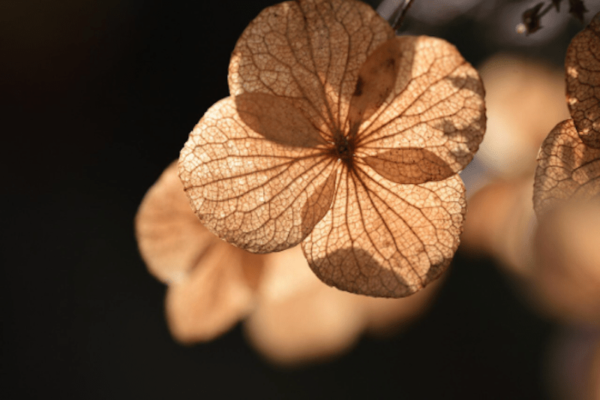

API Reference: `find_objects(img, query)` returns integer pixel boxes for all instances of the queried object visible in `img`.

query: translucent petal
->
[302,166,465,298]
[179,97,336,253]
[228,0,394,135]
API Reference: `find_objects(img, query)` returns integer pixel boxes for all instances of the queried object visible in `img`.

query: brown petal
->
[533,119,600,216]
[166,241,265,343]
[532,200,600,326]
[135,162,218,283]
[346,38,403,135]
[243,246,365,365]
[228,0,394,135]
[566,12,600,149]
[356,36,486,175]
[179,97,336,253]
[235,93,324,148]
[302,167,465,298]
[363,148,454,184]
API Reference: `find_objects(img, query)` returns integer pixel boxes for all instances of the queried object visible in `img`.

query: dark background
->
[1,0,591,398]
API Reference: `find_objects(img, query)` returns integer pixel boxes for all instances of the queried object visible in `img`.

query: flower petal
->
[355,36,486,175]
[179,97,336,253]
[235,93,325,148]
[135,162,217,283]
[228,0,393,135]
[166,240,264,343]
[565,11,600,149]
[533,119,600,216]
[302,166,465,297]
[243,246,365,365]
[363,148,454,184]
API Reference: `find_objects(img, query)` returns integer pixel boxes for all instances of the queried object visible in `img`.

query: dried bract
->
[135,163,265,342]
[533,200,600,326]
[179,0,486,297]
[534,120,600,216]
[566,11,600,148]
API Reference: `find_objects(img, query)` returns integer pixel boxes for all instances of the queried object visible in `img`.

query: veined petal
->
[179,97,336,253]
[565,11,600,149]
[302,166,465,298]
[228,0,393,135]
[355,36,485,175]
[533,119,600,216]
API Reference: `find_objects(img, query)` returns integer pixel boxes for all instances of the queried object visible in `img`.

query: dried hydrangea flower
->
[179,0,486,298]
[136,162,440,363]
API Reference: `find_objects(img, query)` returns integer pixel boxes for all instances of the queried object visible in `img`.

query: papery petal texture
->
[566,12,600,149]
[302,167,465,297]
[228,0,394,134]
[533,119,600,216]
[355,36,486,175]
[179,97,336,253]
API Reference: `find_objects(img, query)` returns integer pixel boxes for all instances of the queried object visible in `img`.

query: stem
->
[391,0,415,31]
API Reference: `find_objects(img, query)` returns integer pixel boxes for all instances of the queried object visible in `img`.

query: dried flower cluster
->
[179,0,485,298]
[136,162,441,365]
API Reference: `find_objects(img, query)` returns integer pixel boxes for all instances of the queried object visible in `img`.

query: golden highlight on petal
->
[363,148,454,184]
[302,169,465,298]
[228,0,394,132]
[235,93,325,148]
[565,12,600,149]
[179,97,335,253]
[533,119,600,216]
[357,36,486,175]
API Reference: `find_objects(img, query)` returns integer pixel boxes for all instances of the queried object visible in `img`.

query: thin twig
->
[391,0,415,31]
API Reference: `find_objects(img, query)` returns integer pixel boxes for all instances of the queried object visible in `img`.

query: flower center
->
[333,131,354,167]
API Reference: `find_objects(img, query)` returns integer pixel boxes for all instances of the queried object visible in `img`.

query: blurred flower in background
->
[460,11,600,397]
[136,162,441,365]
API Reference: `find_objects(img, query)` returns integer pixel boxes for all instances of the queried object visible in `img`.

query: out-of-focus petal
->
[477,54,569,177]
[135,162,217,283]
[243,246,365,365]
[532,200,600,326]
[166,240,266,343]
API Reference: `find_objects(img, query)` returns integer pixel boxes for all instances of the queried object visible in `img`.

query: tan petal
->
[244,246,365,365]
[302,166,465,297]
[228,0,393,134]
[135,162,217,283]
[476,54,570,178]
[235,93,325,148]
[565,12,600,149]
[179,97,336,253]
[166,241,265,343]
[532,200,600,326]
[533,119,600,216]
[363,148,454,184]
[345,37,403,135]
[356,36,486,175]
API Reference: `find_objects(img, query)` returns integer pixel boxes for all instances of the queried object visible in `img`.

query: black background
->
[1,0,588,398]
